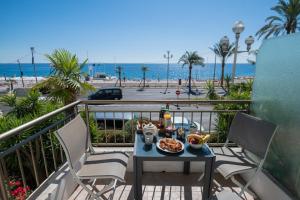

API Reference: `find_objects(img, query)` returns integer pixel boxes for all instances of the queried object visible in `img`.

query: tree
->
[115,66,122,87]
[178,51,205,95]
[33,49,95,105]
[141,66,149,88]
[210,43,235,87]
[256,0,300,39]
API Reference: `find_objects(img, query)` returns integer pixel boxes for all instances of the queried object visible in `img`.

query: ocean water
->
[0,63,255,80]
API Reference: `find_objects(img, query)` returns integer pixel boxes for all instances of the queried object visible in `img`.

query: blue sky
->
[0,0,278,63]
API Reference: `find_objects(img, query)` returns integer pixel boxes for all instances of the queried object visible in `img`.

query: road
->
[84,87,226,100]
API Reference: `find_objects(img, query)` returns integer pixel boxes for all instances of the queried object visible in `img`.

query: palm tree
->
[256,0,300,39]
[210,43,235,87]
[178,51,205,94]
[34,49,95,105]
[115,66,122,87]
[141,66,149,88]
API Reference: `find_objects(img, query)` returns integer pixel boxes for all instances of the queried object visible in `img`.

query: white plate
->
[156,138,184,153]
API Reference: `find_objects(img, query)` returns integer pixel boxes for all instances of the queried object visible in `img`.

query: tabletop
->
[133,132,215,161]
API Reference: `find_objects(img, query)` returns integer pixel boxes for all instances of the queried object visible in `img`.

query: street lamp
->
[163,50,173,94]
[30,47,38,83]
[231,21,254,83]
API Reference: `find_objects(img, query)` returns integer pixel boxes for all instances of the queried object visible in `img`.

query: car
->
[94,112,137,129]
[171,116,205,132]
[88,88,122,100]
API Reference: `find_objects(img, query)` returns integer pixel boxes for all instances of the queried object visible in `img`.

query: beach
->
[0,76,254,93]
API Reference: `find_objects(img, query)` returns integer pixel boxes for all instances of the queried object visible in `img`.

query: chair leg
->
[231,176,257,198]
[95,179,117,197]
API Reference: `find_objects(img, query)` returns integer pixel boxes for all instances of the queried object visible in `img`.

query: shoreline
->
[0,76,254,91]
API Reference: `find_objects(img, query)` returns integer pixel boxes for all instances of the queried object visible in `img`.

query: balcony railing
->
[0,100,250,200]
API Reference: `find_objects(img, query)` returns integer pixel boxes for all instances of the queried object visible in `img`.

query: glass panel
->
[251,33,300,199]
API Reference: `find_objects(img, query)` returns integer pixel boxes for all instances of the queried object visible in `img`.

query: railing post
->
[0,161,8,200]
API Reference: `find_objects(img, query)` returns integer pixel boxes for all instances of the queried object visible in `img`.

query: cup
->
[144,132,154,145]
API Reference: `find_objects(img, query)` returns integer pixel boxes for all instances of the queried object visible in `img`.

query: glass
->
[144,132,154,145]
[251,33,300,199]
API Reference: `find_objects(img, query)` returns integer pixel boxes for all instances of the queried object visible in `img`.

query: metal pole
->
[31,47,38,83]
[17,59,25,87]
[163,51,172,94]
[213,54,216,87]
[232,34,240,84]
[167,51,170,89]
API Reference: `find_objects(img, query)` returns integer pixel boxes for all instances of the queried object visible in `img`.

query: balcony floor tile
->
[69,172,258,200]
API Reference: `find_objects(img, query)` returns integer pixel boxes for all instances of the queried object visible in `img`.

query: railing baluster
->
[93,112,98,143]
[113,112,116,143]
[0,162,8,200]
[0,158,7,179]
[29,141,40,186]
[49,131,57,170]
[149,111,152,121]
[16,149,27,187]
[59,145,64,163]
[122,112,125,143]
[131,112,134,143]
[39,135,49,177]
[191,112,194,124]
[172,111,175,127]
[104,112,107,143]
[209,112,212,134]
[200,112,203,131]
[182,112,184,127]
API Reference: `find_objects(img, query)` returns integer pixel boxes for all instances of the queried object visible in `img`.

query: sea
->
[0,63,255,80]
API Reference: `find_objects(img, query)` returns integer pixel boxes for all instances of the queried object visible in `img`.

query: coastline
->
[0,76,254,91]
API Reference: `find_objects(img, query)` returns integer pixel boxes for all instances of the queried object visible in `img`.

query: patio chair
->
[200,112,277,198]
[55,115,129,200]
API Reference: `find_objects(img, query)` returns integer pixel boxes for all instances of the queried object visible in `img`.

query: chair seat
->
[212,147,256,179]
[215,190,242,200]
[77,152,128,182]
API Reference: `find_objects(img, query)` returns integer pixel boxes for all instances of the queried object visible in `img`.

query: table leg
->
[133,156,143,200]
[183,161,190,174]
[202,157,215,200]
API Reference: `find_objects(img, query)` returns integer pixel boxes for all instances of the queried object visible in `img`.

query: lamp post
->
[231,21,254,83]
[30,47,38,83]
[163,50,173,94]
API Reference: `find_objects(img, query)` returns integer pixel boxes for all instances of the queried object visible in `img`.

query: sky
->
[0,0,278,63]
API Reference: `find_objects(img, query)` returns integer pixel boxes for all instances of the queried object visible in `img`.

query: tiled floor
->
[69,172,257,200]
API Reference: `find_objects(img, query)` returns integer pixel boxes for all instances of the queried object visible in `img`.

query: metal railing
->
[0,100,250,199]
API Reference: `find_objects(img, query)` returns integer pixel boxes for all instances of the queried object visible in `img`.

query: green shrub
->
[205,80,218,100]
[213,80,252,142]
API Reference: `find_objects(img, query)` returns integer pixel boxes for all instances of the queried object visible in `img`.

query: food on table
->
[176,128,185,140]
[177,128,184,136]
[187,134,210,145]
[159,138,183,152]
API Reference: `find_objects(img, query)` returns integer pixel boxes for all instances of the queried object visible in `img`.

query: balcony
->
[0,100,291,200]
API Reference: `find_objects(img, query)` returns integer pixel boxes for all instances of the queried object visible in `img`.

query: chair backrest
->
[55,115,88,169]
[228,112,277,159]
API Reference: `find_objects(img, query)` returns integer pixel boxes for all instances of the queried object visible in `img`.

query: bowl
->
[187,134,210,149]
[188,142,205,149]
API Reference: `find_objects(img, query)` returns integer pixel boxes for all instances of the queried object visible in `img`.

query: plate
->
[156,138,184,153]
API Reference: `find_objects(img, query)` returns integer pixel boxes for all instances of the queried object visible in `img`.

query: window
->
[113,89,121,94]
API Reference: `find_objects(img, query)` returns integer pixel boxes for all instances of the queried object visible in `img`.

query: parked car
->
[94,112,137,129]
[88,88,122,100]
[171,116,205,132]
